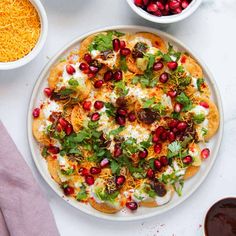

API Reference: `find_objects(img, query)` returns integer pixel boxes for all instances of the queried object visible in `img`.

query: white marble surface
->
[0,0,236,235]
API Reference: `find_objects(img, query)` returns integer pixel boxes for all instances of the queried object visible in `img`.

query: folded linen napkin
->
[0,121,60,236]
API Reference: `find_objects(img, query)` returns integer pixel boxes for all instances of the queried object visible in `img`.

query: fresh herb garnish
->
[58,88,75,96]
[167,141,182,158]
[76,184,88,201]
[109,126,125,136]
[68,78,79,87]
[104,102,116,117]
[114,80,129,96]
[176,92,192,111]
[120,55,128,72]
[197,78,205,92]
[193,113,205,124]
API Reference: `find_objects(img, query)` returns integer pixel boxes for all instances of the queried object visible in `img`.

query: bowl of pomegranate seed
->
[127,0,202,23]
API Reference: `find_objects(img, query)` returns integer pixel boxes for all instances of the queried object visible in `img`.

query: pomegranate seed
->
[89,65,99,74]
[120,40,126,49]
[84,53,92,64]
[48,146,60,154]
[156,1,164,10]
[32,108,40,118]
[100,158,109,168]
[116,115,126,126]
[66,64,76,75]
[146,168,155,179]
[143,0,150,6]
[201,148,210,159]
[159,72,169,83]
[91,112,100,121]
[152,134,159,143]
[153,9,162,16]
[138,149,148,159]
[173,7,182,14]
[183,155,193,165]
[155,126,165,137]
[85,175,95,185]
[167,61,178,70]
[94,80,103,88]
[153,61,164,71]
[174,103,182,113]
[177,121,187,131]
[114,144,122,157]
[172,127,178,133]
[200,101,209,109]
[120,48,131,56]
[169,0,180,10]
[79,62,89,71]
[116,175,126,185]
[128,112,136,122]
[103,70,113,82]
[117,108,127,116]
[168,131,176,142]
[165,3,170,11]
[126,201,138,211]
[90,167,101,175]
[168,119,179,129]
[113,38,120,52]
[154,159,162,170]
[182,0,189,8]
[94,101,104,110]
[58,117,68,128]
[167,90,177,98]
[65,124,73,135]
[114,70,123,81]
[56,123,62,132]
[161,9,169,16]
[134,0,144,7]
[147,3,158,12]
[79,167,89,176]
[63,186,74,196]
[44,88,52,97]
[160,131,168,141]
[160,156,169,166]
[83,101,92,111]
[154,143,162,154]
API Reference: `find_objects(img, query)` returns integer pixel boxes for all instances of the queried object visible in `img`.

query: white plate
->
[27,25,223,222]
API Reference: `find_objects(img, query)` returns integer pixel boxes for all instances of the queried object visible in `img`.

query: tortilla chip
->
[184,166,200,180]
[71,105,86,133]
[48,62,66,90]
[47,156,61,184]
[88,198,121,214]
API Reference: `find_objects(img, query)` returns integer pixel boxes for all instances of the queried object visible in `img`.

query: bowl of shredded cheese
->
[0,0,48,70]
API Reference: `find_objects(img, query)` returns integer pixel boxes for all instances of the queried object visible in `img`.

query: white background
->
[1,0,236,235]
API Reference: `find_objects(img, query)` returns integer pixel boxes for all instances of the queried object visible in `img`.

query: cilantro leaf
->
[114,80,129,96]
[89,31,113,52]
[58,88,74,96]
[167,141,182,158]
[197,78,205,92]
[68,78,79,87]
[176,92,192,111]
[120,55,128,72]
[105,102,116,117]
[109,126,125,136]
[142,98,155,108]
[110,160,120,174]
[193,114,205,124]
[76,185,87,201]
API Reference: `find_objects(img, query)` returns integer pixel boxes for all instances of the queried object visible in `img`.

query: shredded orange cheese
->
[0,0,41,62]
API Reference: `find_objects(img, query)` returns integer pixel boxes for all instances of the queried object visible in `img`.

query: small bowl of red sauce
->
[204,198,236,236]
[126,0,202,24]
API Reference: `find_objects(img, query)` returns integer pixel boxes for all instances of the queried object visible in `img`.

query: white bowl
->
[0,0,48,70]
[27,25,223,221]
[126,0,202,24]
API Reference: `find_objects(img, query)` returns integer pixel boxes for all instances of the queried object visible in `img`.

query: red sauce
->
[205,198,236,236]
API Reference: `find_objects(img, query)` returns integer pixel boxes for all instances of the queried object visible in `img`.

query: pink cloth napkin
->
[0,121,60,236]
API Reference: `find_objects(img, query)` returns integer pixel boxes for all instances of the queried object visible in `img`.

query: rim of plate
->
[27,25,224,222]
